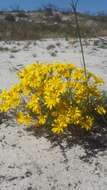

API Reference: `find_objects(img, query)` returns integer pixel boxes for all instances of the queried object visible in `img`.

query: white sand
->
[0,38,107,190]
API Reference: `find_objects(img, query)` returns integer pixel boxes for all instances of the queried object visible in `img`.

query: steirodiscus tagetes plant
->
[0,62,106,134]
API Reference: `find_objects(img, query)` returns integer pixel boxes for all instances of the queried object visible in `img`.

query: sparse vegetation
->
[47,44,55,50]
[0,47,9,51]
[10,48,20,53]
[50,51,57,57]
[0,9,106,40]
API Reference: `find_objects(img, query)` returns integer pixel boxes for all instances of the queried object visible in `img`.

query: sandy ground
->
[0,38,107,190]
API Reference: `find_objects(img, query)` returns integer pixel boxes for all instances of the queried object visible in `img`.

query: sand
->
[0,38,107,190]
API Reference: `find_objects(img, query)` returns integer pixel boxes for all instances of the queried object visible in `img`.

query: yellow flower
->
[39,114,47,125]
[72,68,84,80]
[17,112,32,125]
[80,116,94,130]
[52,126,64,134]
[26,95,41,113]
[96,106,106,115]
[0,87,20,112]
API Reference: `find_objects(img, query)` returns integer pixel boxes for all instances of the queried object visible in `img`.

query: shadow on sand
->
[25,117,107,163]
[1,112,107,163]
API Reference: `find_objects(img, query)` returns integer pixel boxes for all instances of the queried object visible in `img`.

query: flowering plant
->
[0,62,106,134]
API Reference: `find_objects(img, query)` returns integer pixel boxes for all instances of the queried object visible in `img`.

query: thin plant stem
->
[70,0,87,78]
